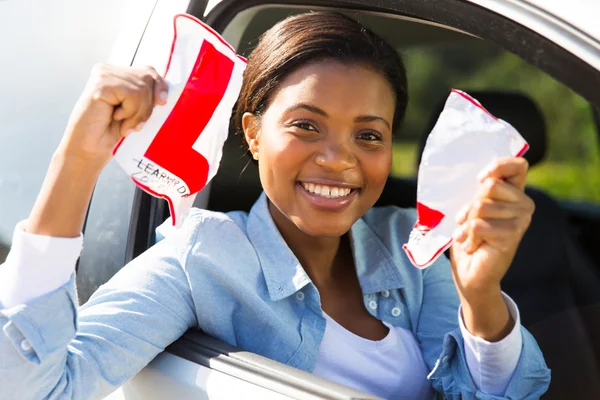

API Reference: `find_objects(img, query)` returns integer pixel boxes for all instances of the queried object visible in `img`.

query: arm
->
[417,255,550,399]
[25,64,168,238]
[0,64,181,399]
[0,223,198,400]
[417,158,551,398]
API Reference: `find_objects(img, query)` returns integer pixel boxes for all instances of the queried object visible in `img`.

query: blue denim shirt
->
[0,192,550,399]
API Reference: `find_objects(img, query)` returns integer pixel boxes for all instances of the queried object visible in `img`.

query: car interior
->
[123,3,600,399]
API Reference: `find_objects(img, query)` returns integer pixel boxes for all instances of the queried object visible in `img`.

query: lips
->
[301,182,353,198]
[296,180,360,212]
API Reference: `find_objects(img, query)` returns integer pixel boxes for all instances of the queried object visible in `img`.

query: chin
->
[291,216,353,238]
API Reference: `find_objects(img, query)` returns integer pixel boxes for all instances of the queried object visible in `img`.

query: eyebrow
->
[284,103,391,130]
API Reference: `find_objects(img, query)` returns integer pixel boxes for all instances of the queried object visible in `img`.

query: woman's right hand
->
[24,65,168,237]
[58,64,169,166]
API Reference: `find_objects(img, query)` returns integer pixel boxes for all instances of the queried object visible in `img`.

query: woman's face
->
[243,60,395,237]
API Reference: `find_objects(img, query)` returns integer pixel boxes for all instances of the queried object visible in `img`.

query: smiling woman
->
[0,11,550,400]
[233,12,405,239]
[244,62,395,237]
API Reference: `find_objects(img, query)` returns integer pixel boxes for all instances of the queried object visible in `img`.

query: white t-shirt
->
[314,295,522,399]
[314,313,435,399]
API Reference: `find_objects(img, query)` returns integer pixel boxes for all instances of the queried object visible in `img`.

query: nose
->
[314,139,357,172]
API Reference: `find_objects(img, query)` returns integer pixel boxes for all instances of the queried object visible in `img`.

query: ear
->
[242,112,261,155]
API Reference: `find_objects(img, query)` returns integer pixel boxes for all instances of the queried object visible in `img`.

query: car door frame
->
[79,0,600,397]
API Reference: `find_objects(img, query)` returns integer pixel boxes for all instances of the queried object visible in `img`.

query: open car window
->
[62,0,600,398]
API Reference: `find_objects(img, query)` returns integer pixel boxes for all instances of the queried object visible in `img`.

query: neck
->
[268,201,348,287]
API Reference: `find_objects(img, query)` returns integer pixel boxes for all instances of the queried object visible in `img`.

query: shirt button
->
[296,292,305,301]
[20,340,32,352]
[381,290,390,298]
[368,300,378,310]
[391,307,401,317]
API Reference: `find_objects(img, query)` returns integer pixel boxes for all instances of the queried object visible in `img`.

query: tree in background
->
[394,40,600,203]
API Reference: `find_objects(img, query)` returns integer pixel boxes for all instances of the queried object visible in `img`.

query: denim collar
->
[246,192,406,302]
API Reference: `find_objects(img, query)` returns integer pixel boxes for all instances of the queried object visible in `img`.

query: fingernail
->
[135,122,145,131]
[452,226,464,241]
[159,91,168,102]
[477,169,488,182]
[455,206,467,223]
[461,240,470,251]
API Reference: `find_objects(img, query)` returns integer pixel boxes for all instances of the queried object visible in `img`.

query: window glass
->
[393,40,600,205]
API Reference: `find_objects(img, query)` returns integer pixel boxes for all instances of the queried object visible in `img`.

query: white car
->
[1,0,599,399]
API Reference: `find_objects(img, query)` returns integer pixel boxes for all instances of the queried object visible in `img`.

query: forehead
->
[267,60,396,118]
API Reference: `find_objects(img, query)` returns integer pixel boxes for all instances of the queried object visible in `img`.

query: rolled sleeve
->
[0,276,78,366]
[0,215,199,400]
[418,254,551,399]
[428,326,551,400]
[459,292,522,396]
[0,221,82,309]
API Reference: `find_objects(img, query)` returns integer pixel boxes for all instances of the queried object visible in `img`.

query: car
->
[1,0,599,399]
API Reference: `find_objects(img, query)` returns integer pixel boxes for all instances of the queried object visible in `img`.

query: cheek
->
[258,127,311,188]
[362,148,393,187]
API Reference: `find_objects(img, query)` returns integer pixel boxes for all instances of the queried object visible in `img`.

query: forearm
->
[26,151,105,238]
[459,285,515,342]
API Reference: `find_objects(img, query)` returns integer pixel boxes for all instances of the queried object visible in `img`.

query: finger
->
[142,66,169,105]
[133,76,155,123]
[478,177,524,203]
[461,219,485,254]
[453,223,468,243]
[468,198,532,220]
[117,79,155,136]
[478,157,529,190]
[462,218,527,254]
[125,67,166,129]
[110,66,160,114]
[455,203,470,225]
[93,79,144,137]
[91,75,137,108]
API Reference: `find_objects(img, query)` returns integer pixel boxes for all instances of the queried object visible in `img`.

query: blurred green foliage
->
[391,40,600,203]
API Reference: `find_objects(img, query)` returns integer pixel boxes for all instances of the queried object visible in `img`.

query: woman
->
[0,12,550,399]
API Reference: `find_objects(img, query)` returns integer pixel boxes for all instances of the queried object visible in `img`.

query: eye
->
[357,131,382,141]
[292,121,318,131]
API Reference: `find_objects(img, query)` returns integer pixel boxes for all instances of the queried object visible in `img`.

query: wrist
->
[26,150,105,237]
[458,283,503,306]
[460,288,514,342]
[52,147,110,173]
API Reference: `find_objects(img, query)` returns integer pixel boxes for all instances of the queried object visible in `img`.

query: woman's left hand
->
[451,157,534,293]
[450,157,534,340]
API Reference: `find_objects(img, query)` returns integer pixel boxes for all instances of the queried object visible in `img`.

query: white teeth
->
[302,183,353,198]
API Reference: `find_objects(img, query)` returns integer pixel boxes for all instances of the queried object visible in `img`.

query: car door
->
[47,0,600,399]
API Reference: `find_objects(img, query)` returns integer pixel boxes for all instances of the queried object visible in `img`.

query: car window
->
[392,39,600,206]
[393,38,600,398]
[0,0,136,263]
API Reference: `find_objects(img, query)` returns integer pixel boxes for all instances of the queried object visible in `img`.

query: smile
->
[301,182,353,198]
[296,181,360,212]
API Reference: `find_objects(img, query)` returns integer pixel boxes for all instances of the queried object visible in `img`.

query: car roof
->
[207,0,599,44]
[523,0,599,42]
